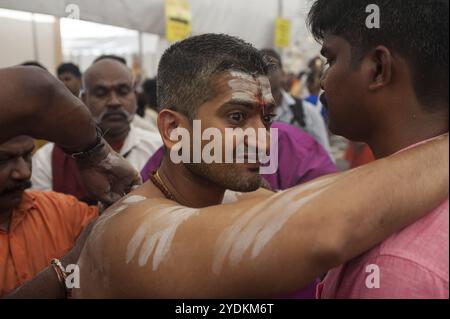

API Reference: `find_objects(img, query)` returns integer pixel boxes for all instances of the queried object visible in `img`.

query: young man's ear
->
[157,109,189,150]
[366,45,393,91]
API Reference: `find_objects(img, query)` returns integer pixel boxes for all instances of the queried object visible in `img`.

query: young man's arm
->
[0,66,141,205]
[76,135,448,298]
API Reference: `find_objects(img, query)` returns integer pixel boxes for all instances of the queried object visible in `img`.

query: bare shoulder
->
[222,188,274,204]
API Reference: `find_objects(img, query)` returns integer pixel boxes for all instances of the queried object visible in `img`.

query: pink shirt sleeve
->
[344,254,449,299]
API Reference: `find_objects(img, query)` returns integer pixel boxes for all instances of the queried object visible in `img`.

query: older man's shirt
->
[0,191,98,296]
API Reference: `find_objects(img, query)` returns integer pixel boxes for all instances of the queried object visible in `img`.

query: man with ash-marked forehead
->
[31,57,163,204]
[73,34,449,299]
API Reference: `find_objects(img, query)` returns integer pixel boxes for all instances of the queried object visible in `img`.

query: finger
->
[123,174,143,194]
[97,202,106,216]
[100,192,122,208]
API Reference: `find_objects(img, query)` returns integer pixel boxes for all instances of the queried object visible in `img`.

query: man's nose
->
[106,91,122,107]
[11,158,31,180]
[246,118,271,152]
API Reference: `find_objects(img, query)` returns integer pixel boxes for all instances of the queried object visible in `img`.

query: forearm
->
[0,66,97,152]
[2,252,76,299]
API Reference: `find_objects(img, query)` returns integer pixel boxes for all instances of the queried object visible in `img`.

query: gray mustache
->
[100,109,132,121]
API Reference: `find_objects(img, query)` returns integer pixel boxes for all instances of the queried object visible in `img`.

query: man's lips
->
[1,186,26,197]
[103,113,127,121]
[1,181,32,196]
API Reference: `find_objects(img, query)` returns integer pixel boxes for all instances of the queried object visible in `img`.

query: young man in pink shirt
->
[308,0,449,298]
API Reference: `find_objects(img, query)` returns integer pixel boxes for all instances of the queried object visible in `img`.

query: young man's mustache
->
[1,180,32,194]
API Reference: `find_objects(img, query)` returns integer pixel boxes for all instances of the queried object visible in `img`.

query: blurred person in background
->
[56,62,82,97]
[260,49,332,158]
[31,57,162,204]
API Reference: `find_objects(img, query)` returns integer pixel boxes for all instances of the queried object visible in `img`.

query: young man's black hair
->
[57,63,82,78]
[307,0,449,111]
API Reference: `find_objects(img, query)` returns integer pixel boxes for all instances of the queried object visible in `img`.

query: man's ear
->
[366,45,393,91]
[157,109,189,150]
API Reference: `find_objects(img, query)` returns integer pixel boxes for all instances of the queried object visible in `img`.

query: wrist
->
[50,258,72,299]
[62,126,108,165]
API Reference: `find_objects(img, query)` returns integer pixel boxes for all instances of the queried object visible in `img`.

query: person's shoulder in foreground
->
[318,199,448,299]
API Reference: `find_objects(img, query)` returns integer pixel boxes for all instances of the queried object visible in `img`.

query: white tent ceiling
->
[0,0,313,48]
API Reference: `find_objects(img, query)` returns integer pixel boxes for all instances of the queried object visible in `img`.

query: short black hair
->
[259,48,283,69]
[157,33,271,120]
[57,62,81,78]
[142,78,158,109]
[94,55,127,66]
[21,61,47,71]
[307,0,449,110]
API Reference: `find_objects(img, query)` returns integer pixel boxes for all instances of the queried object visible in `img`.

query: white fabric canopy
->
[0,0,313,48]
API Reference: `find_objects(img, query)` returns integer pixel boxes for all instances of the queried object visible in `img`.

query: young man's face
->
[58,72,81,97]
[185,71,277,192]
[0,136,34,214]
[320,35,374,140]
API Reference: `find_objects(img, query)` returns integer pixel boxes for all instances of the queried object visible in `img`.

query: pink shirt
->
[318,138,449,299]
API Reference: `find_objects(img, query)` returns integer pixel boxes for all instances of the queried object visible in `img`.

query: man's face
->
[0,136,34,213]
[82,60,137,137]
[58,72,81,97]
[320,35,373,140]
[184,71,277,192]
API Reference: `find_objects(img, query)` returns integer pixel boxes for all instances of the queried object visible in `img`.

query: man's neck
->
[0,210,12,232]
[157,157,226,208]
[104,127,130,151]
[367,105,448,158]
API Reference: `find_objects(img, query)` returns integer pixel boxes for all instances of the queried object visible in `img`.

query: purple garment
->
[140,122,336,299]
[141,122,336,188]
[262,122,336,190]
[141,147,165,181]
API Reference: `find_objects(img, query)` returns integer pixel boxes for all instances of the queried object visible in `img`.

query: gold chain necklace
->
[149,169,176,201]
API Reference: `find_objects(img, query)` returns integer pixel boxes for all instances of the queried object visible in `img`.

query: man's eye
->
[228,112,246,124]
[263,114,276,125]
[118,86,131,96]
[24,152,33,162]
[94,89,107,97]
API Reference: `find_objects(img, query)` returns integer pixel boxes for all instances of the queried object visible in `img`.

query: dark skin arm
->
[0,67,140,298]
[0,66,141,205]
[3,220,97,299]
[0,66,97,150]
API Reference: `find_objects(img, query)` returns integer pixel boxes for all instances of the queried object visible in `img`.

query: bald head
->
[83,59,133,90]
[81,58,137,142]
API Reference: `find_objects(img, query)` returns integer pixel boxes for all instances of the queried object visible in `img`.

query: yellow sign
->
[274,17,291,48]
[165,0,192,42]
